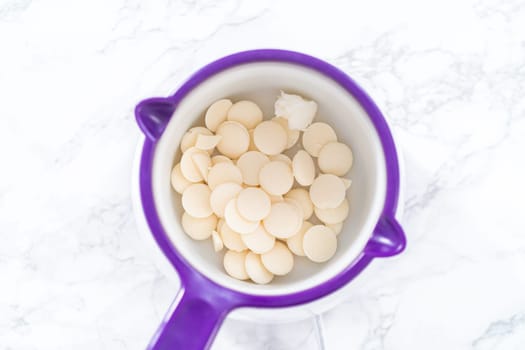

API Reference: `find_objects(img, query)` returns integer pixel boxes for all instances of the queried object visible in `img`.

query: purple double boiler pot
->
[134,49,406,350]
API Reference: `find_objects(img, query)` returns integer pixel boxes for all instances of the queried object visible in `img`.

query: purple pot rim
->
[136,49,403,308]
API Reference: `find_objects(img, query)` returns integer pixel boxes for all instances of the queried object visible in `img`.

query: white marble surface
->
[1,0,525,349]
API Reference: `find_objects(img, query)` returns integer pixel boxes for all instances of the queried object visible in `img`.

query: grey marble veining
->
[1,0,525,349]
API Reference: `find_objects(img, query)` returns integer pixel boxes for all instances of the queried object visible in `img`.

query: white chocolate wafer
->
[318,142,354,176]
[205,99,232,132]
[314,198,349,224]
[261,241,294,276]
[211,155,233,166]
[182,183,212,218]
[211,230,224,252]
[216,121,250,159]
[303,225,337,263]
[191,151,211,182]
[181,127,213,153]
[170,163,193,194]
[224,199,259,234]
[327,222,343,235]
[241,224,275,254]
[219,220,247,252]
[263,201,302,239]
[223,250,249,280]
[341,178,352,189]
[180,147,209,182]
[309,174,346,209]
[292,150,315,186]
[227,100,263,130]
[245,252,274,284]
[236,151,269,186]
[302,122,337,157]
[270,153,292,168]
[181,212,217,240]
[236,188,271,221]
[284,188,313,220]
[259,161,294,196]
[253,121,287,156]
[195,134,222,151]
[273,116,300,149]
[207,162,243,190]
[286,221,313,256]
[210,182,243,218]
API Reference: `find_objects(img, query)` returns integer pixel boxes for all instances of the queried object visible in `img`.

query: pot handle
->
[135,98,176,141]
[147,285,234,350]
[364,216,406,257]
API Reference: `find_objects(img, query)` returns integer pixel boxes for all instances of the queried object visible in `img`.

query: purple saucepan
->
[134,49,406,350]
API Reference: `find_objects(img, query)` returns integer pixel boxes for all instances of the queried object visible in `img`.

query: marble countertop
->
[1,0,525,349]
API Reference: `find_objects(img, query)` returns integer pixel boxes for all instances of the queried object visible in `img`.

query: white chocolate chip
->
[314,198,349,224]
[191,151,211,182]
[224,199,260,234]
[207,162,243,190]
[236,188,271,222]
[195,134,222,151]
[259,161,294,196]
[182,183,212,218]
[181,212,217,240]
[263,201,302,239]
[181,127,213,153]
[318,142,353,176]
[303,225,337,263]
[241,224,275,254]
[284,188,313,220]
[219,220,247,252]
[236,151,269,186]
[292,150,315,186]
[341,178,352,189]
[223,250,249,280]
[302,122,337,157]
[270,153,292,168]
[211,155,233,166]
[209,182,243,218]
[327,222,344,235]
[245,252,274,284]
[273,116,300,149]
[309,174,346,209]
[261,241,294,276]
[180,147,209,182]
[170,163,193,194]
[211,230,224,252]
[253,121,288,156]
[248,129,258,151]
[286,221,313,256]
[216,121,250,159]
[227,100,263,129]
[205,99,232,132]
